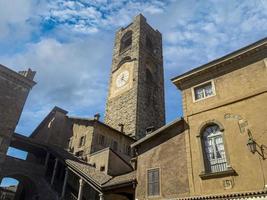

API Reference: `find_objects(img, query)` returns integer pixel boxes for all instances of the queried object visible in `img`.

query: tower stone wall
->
[0,65,35,174]
[105,14,165,139]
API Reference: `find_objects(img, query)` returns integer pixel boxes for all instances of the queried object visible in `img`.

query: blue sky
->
[1,0,267,186]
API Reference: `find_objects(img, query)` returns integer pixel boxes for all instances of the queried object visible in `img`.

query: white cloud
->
[1,34,113,133]
[0,0,34,40]
[1,0,267,133]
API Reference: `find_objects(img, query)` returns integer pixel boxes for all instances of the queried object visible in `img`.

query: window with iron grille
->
[147,168,160,196]
[202,124,227,173]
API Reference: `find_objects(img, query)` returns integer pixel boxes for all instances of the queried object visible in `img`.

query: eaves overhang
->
[0,64,36,88]
[131,118,183,148]
[171,37,267,90]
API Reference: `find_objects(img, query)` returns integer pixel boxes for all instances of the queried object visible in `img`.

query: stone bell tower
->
[105,14,165,139]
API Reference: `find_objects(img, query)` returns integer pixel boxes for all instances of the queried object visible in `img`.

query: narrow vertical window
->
[146,36,153,51]
[147,168,160,196]
[112,141,118,151]
[79,136,85,147]
[202,124,227,172]
[120,31,132,52]
[98,135,105,146]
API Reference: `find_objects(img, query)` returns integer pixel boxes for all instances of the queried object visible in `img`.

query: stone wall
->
[69,120,94,158]
[30,107,71,149]
[91,122,134,162]
[68,119,134,163]
[104,14,165,139]
[0,64,35,174]
[87,148,132,176]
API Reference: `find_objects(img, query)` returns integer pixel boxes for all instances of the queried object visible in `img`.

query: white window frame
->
[192,80,216,102]
[202,125,228,173]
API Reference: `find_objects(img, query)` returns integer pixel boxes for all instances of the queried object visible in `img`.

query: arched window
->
[120,31,132,52]
[202,124,227,173]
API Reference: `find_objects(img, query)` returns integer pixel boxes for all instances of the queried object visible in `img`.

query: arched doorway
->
[0,174,38,200]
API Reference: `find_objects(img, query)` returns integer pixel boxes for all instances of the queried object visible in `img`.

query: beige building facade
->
[171,38,267,199]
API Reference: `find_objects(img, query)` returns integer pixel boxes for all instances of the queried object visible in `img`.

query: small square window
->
[193,81,215,101]
[100,166,105,171]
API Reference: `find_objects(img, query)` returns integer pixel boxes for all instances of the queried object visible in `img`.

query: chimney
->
[19,68,36,80]
[118,123,124,133]
[94,113,100,121]
[146,126,155,135]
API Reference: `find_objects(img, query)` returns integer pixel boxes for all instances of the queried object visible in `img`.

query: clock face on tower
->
[116,70,129,88]
[109,61,134,98]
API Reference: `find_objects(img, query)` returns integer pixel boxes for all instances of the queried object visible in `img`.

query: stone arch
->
[1,173,38,200]
[198,119,225,136]
[120,31,132,52]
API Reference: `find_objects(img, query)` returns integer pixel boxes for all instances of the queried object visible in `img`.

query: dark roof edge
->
[30,106,68,138]
[0,64,36,87]
[68,116,94,121]
[68,117,136,141]
[66,161,104,191]
[131,118,183,148]
[96,121,136,141]
[89,147,133,171]
[171,37,267,84]
[102,180,134,190]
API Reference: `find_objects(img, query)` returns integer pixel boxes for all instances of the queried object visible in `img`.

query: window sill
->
[199,167,237,180]
[193,93,216,103]
[119,46,131,55]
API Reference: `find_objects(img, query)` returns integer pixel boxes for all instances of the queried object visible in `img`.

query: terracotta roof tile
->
[102,171,136,188]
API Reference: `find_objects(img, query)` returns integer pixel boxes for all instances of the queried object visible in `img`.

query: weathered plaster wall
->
[182,58,267,196]
[135,124,189,200]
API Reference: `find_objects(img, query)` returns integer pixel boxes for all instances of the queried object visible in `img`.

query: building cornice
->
[0,64,36,88]
[131,118,183,148]
[171,37,267,90]
[176,189,267,200]
[30,106,68,138]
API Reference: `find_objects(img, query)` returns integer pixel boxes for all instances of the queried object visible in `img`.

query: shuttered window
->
[98,134,105,146]
[147,168,160,196]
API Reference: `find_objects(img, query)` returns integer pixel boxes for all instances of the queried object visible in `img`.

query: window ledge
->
[199,167,237,180]
[119,46,131,55]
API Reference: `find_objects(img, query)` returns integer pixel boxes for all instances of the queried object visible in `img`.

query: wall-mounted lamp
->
[247,137,257,154]
[247,129,265,160]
